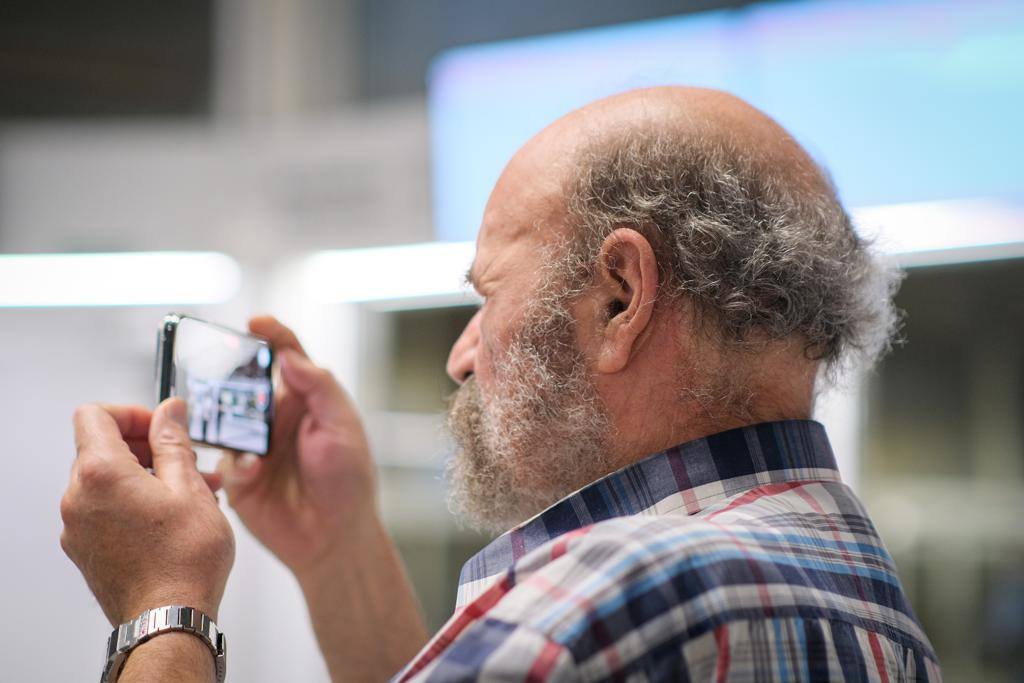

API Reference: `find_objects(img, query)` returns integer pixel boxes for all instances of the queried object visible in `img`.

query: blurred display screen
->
[171,317,272,454]
[428,0,1024,242]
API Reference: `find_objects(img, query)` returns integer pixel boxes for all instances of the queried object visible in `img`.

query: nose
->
[447,310,481,386]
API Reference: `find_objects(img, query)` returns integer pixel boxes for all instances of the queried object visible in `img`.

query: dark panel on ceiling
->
[0,0,213,119]
[357,0,761,100]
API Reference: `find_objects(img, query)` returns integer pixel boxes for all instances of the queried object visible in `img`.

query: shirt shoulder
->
[485,483,934,671]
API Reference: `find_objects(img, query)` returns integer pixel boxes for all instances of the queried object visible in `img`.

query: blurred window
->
[863,258,1024,682]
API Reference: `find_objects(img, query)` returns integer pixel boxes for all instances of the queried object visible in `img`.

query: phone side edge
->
[156,314,181,404]
[263,343,274,457]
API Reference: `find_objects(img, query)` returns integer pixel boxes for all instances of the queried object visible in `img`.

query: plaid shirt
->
[396,420,941,681]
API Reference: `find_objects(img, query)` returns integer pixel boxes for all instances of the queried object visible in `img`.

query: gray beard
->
[444,294,613,535]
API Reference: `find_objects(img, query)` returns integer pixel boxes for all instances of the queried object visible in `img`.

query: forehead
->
[470,131,577,283]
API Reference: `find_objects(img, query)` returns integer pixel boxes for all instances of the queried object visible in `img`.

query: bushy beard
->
[444,290,613,535]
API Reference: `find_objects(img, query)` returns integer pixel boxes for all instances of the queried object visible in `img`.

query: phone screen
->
[168,317,273,454]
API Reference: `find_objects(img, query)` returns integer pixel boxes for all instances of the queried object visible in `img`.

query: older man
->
[61,87,940,681]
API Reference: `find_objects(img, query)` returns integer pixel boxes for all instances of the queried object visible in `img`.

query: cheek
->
[474,327,497,388]
[568,296,603,360]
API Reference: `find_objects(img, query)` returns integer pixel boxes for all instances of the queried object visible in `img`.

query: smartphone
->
[156,314,274,455]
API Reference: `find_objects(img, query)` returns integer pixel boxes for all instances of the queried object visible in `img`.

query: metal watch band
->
[101,605,227,683]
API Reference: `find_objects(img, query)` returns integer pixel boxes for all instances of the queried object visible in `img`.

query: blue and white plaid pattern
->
[398,420,941,681]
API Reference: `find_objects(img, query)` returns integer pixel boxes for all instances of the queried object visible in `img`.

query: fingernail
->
[167,399,188,427]
[238,453,259,471]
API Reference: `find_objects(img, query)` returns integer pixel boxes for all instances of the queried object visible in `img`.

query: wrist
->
[293,513,388,590]
[119,589,221,626]
[291,516,429,682]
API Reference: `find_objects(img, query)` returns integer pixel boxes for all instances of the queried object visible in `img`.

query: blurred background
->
[1,0,1021,680]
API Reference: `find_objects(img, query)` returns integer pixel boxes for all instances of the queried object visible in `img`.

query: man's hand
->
[60,400,235,626]
[217,315,378,579]
[219,316,428,681]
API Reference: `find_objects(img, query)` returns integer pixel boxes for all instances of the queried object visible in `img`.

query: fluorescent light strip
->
[0,251,242,307]
[303,241,476,304]
[852,198,1024,264]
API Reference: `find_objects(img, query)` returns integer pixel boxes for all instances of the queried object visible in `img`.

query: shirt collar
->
[456,419,840,602]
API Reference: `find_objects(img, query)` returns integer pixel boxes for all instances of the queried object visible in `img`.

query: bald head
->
[503,87,832,217]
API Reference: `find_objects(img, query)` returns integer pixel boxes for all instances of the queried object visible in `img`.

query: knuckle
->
[72,403,98,425]
[154,426,190,451]
[316,366,338,387]
[59,530,73,557]
[77,454,112,487]
[76,454,104,485]
[59,493,77,524]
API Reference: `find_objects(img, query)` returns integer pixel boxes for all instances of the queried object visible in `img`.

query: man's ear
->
[592,228,660,374]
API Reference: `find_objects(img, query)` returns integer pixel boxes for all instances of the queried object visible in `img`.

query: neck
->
[601,360,817,472]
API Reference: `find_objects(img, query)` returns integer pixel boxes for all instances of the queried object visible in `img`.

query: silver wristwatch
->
[101,605,227,682]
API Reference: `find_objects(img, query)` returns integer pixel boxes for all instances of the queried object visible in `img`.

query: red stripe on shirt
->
[868,630,892,683]
[526,640,565,682]
[550,527,589,561]
[714,624,731,683]
[705,481,808,520]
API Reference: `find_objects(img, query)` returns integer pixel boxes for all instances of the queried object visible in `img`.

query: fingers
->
[148,398,205,491]
[278,349,349,426]
[99,404,156,466]
[125,438,154,468]
[98,404,153,441]
[248,315,307,357]
[217,451,263,494]
[201,470,224,494]
[72,404,144,468]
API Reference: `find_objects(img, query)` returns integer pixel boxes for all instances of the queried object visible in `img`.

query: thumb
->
[279,349,349,426]
[149,398,203,490]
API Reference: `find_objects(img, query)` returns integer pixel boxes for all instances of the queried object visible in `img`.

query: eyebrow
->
[463,268,476,289]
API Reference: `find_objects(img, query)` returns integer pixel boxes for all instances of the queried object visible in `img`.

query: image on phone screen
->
[168,317,273,454]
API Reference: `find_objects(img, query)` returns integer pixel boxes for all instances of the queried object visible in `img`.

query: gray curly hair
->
[558,127,902,384]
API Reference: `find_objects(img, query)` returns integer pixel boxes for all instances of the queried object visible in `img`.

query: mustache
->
[446,375,479,417]
[445,376,485,454]
[447,374,474,403]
